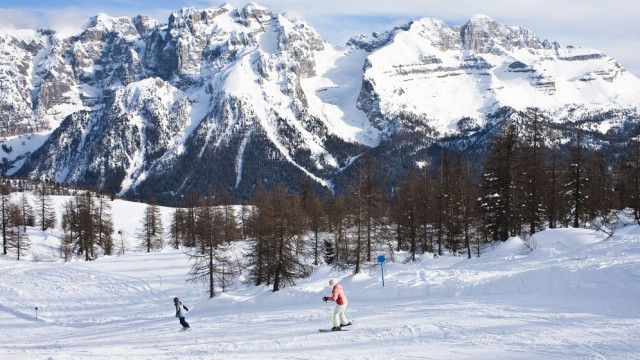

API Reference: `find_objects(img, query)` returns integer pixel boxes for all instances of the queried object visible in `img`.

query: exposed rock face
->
[353,14,639,138]
[0,6,638,202]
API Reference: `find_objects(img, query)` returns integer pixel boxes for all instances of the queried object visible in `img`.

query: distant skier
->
[322,279,352,331]
[173,297,190,331]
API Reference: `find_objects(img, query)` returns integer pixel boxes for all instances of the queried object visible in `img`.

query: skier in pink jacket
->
[322,279,352,330]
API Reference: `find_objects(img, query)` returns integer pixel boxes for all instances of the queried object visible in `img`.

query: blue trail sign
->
[378,255,386,287]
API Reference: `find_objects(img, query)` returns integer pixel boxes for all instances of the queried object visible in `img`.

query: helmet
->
[329,279,336,287]
[173,297,179,303]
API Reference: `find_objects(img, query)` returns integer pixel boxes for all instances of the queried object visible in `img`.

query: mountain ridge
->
[0,3,638,202]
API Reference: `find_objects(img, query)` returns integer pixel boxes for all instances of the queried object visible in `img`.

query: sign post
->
[377,255,386,287]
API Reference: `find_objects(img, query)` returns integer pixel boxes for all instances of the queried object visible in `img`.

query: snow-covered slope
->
[0,196,639,359]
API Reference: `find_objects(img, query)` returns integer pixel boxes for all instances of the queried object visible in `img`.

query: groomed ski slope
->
[1,199,639,359]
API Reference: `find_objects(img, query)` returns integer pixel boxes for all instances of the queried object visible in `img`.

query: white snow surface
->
[301,45,381,147]
[1,195,639,359]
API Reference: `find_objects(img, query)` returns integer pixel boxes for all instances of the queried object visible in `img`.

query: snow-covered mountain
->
[1,4,638,201]
[353,15,639,136]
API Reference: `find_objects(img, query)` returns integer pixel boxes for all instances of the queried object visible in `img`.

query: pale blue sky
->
[1,0,638,76]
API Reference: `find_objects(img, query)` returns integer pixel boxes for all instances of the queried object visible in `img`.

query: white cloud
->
[40,7,90,37]
[0,9,40,30]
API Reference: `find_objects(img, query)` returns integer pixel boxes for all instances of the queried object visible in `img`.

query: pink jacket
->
[329,284,348,305]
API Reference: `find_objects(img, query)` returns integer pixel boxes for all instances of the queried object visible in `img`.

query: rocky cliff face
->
[1,3,368,201]
[0,30,49,134]
[354,14,639,140]
[0,5,638,202]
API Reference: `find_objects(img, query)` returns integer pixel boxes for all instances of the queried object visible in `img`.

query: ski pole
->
[325,301,336,327]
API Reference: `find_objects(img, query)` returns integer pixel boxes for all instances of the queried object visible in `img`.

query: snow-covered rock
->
[355,15,640,136]
[0,5,638,201]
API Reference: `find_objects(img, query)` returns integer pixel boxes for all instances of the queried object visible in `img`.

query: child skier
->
[173,297,190,331]
[322,279,352,331]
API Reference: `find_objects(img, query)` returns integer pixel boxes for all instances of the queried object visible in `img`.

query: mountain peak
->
[82,13,141,40]
[235,1,272,20]
[469,14,494,23]
[86,13,131,29]
[243,1,269,12]
[219,2,235,12]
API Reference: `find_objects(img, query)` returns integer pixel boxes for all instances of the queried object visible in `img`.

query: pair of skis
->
[319,321,352,332]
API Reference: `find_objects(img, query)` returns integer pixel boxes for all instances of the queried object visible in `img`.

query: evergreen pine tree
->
[323,239,335,265]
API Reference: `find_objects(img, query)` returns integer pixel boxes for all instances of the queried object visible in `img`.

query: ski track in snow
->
[0,198,639,359]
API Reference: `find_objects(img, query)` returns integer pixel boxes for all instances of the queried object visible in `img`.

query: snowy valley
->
[0,194,639,359]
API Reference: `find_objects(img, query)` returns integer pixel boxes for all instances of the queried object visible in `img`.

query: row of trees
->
[1,178,112,262]
[479,114,640,241]
[390,115,640,263]
[2,115,639,297]
[61,191,114,261]
[1,181,56,260]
